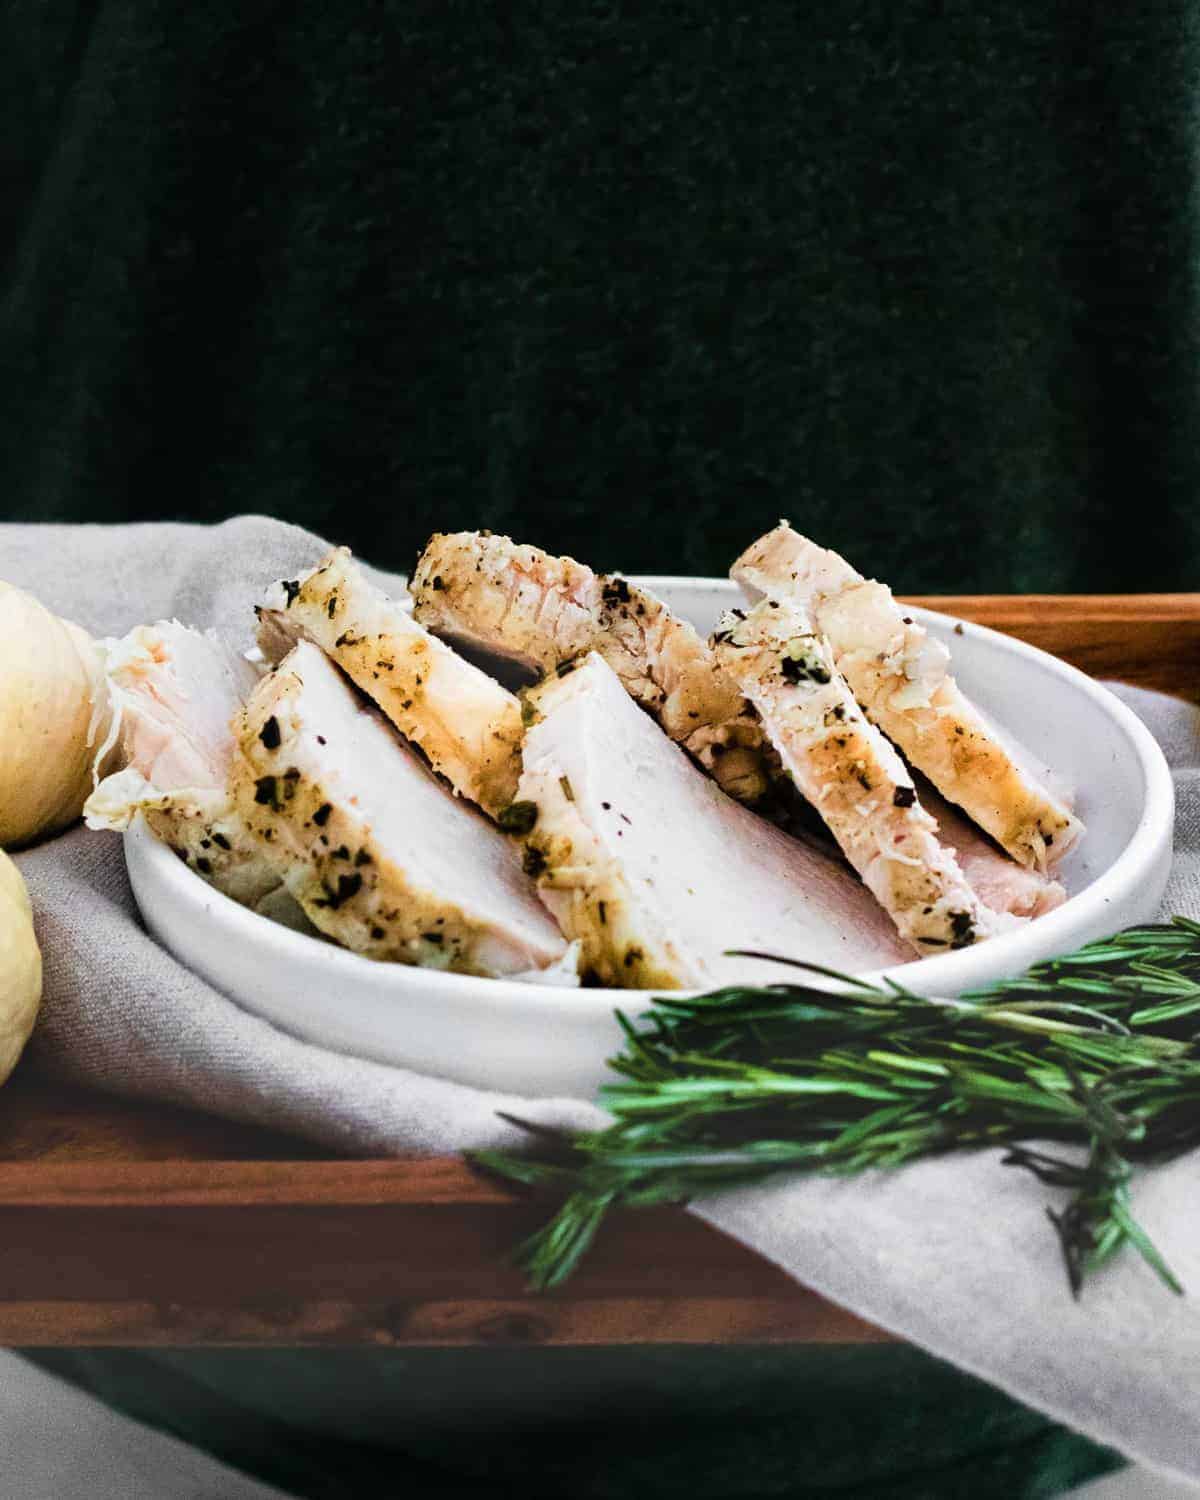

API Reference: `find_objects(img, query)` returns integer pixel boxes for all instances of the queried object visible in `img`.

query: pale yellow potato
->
[0,582,113,849]
[0,851,41,1084]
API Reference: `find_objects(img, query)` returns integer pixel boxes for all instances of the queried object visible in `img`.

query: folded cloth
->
[5,517,1200,1484]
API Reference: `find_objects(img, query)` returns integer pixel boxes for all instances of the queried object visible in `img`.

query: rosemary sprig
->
[472,919,1200,1296]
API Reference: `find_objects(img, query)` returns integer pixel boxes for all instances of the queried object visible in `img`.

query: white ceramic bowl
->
[126,577,1175,1098]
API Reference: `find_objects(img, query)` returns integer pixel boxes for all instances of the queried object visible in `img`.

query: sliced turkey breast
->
[257,548,523,817]
[513,652,910,989]
[409,530,773,805]
[732,522,1083,871]
[917,777,1066,920]
[712,599,1010,955]
[232,640,569,977]
[84,622,280,906]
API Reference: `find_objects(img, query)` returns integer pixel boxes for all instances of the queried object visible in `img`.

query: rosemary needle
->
[472,918,1200,1296]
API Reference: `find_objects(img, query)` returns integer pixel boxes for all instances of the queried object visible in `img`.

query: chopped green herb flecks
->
[522,845,548,878]
[498,801,539,835]
[315,872,362,910]
[253,776,279,808]
[780,638,832,686]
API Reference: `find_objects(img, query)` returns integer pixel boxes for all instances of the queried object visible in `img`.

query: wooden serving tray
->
[3,595,1197,1348]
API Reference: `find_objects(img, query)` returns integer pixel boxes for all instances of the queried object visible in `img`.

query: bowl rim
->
[127,580,1176,1014]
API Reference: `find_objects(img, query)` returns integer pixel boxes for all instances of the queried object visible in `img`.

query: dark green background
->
[5,0,1175,1492]
[4,0,1199,588]
[24,1345,1122,1499]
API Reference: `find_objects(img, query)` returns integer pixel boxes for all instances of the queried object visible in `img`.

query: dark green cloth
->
[24,1345,1122,1499]
[3,1,1179,1492]
[3,1,1199,587]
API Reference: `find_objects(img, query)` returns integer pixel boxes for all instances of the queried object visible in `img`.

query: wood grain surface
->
[904,594,1200,703]
[2,596,1195,1347]
[0,1159,887,1347]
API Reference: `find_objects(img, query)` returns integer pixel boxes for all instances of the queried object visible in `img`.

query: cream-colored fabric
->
[5,517,1200,1484]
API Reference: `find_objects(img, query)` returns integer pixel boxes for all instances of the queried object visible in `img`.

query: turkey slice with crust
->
[513,652,909,989]
[84,622,281,907]
[916,777,1066,920]
[732,522,1082,871]
[232,640,569,978]
[712,598,1012,955]
[257,548,523,818]
[409,530,772,805]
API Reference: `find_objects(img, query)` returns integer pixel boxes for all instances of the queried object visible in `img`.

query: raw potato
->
[0,582,113,849]
[0,851,41,1083]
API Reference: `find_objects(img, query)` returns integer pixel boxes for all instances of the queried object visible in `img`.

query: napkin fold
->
[6,517,1200,1483]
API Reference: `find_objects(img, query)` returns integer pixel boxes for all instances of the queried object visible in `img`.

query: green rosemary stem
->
[473,919,1200,1296]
